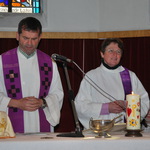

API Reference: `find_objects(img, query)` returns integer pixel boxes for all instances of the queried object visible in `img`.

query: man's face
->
[16,29,41,55]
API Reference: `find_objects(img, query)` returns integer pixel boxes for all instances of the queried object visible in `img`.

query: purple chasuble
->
[2,48,53,133]
[120,67,132,98]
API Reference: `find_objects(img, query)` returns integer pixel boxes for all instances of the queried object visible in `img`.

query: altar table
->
[0,131,150,150]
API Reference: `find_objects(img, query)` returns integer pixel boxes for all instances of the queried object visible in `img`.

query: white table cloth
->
[0,131,150,150]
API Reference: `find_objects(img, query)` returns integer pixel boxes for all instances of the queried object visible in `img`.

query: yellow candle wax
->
[126,93,141,130]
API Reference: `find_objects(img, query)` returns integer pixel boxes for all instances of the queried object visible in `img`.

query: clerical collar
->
[19,48,36,59]
[102,59,121,70]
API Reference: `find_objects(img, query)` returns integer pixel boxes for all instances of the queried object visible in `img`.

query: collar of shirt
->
[100,63,124,73]
[18,47,36,59]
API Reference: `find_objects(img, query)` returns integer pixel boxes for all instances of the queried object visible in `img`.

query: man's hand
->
[8,96,43,111]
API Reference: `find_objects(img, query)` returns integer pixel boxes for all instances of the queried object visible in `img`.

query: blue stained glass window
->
[33,0,40,13]
[0,0,41,13]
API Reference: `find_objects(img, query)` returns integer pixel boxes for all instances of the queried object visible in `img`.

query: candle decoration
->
[125,92,142,137]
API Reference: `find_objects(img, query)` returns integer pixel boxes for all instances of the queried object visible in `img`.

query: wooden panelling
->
[0,30,150,39]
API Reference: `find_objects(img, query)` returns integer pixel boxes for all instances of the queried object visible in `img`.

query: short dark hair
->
[18,17,42,36]
[101,38,124,54]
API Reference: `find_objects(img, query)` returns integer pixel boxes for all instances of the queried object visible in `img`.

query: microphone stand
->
[57,62,84,137]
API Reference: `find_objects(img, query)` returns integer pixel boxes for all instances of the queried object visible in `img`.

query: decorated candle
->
[126,92,141,130]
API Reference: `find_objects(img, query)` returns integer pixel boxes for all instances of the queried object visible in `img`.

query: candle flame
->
[132,91,134,95]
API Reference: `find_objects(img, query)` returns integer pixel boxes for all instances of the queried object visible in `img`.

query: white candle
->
[126,92,141,130]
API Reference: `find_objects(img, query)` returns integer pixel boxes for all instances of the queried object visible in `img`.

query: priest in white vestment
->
[75,38,149,129]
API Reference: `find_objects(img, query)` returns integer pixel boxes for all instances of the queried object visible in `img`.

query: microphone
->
[51,53,72,63]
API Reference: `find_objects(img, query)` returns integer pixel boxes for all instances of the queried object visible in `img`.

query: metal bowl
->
[89,114,123,137]
[89,119,114,133]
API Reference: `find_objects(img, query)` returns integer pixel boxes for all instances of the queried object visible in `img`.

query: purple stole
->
[120,67,132,97]
[2,48,53,133]
[120,68,132,122]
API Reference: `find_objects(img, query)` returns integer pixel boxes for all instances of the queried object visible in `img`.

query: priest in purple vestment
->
[0,17,64,133]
